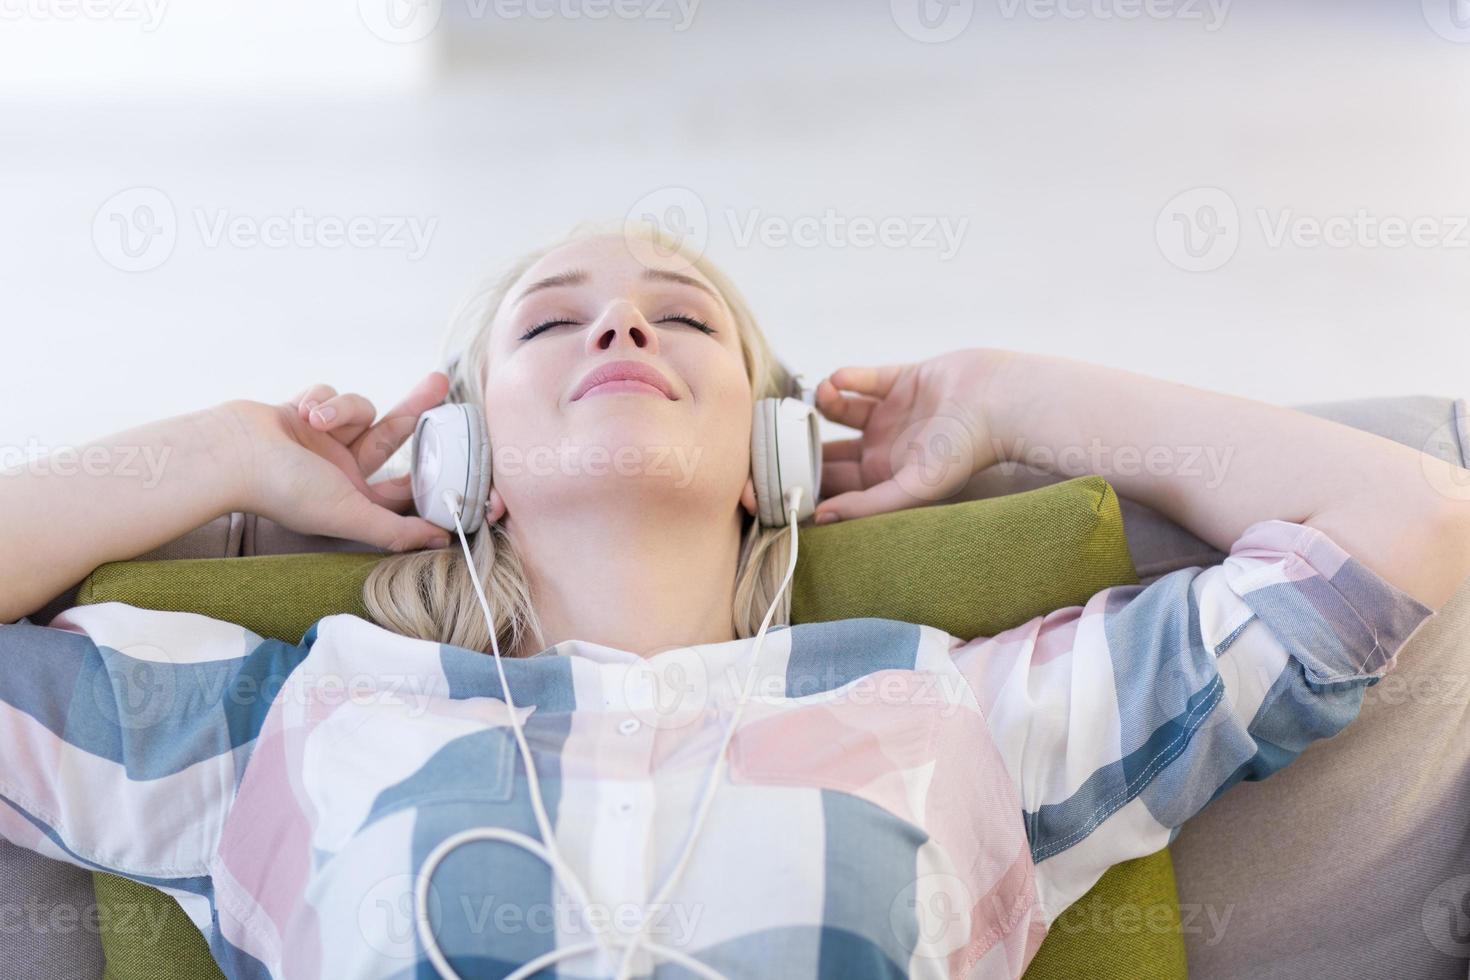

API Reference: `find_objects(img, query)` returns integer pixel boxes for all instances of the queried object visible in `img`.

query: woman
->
[1,225,1465,980]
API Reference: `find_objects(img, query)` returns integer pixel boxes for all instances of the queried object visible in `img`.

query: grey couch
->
[7,396,1469,979]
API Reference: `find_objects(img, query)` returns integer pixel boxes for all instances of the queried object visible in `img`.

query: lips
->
[570,359,679,402]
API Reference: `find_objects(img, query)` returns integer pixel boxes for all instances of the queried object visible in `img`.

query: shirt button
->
[618,718,641,736]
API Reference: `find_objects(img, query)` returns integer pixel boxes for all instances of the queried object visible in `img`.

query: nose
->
[586,301,659,355]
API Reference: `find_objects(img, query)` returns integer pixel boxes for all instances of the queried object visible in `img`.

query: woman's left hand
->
[811,349,1007,524]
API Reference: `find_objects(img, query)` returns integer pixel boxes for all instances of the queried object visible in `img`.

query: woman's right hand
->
[213,371,453,553]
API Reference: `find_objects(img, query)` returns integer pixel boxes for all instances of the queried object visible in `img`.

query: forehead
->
[507,235,724,306]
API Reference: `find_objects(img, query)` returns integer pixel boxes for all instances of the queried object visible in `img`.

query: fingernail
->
[311,405,336,424]
[430,536,450,549]
[815,511,840,525]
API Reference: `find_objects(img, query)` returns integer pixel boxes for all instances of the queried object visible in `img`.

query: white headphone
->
[410,385,821,532]
[404,371,821,979]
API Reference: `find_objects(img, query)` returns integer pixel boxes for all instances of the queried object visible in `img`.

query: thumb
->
[324,494,451,553]
[812,478,923,525]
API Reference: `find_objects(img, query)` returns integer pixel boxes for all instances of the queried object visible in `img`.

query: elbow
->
[1414,497,1470,612]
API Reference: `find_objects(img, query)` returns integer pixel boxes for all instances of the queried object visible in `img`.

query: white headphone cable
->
[416,486,804,980]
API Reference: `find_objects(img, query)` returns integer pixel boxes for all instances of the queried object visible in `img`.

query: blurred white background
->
[3,0,1468,452]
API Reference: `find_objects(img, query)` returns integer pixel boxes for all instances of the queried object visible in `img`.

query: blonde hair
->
[362,222,802,657]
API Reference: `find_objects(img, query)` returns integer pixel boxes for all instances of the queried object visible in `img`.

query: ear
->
[739,477,757,518]
[486,487,508,524]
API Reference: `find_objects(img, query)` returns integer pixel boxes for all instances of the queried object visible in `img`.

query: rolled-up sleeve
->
[948,519,1436,921]
[0,601,310,919]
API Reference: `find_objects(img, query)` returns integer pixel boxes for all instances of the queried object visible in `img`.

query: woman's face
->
[480,234,756,523]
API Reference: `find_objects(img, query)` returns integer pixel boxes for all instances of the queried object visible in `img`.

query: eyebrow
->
[511,266,722,305]
[641,268,721,302]
[514,269,589,302]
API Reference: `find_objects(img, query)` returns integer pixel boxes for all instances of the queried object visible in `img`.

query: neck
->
[503,502,747,659]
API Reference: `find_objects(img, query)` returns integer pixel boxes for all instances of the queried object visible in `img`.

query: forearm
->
[980,350,1470,609]
[0,406,246,623]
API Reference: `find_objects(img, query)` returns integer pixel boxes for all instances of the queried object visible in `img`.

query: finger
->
[821,436,864,462]
[353,371,453,478]
[812,479,926,525]
[317,492,451,554]
[293,383,339,421]
[815,380,879,430]
[827,364,907,400]
[308,393,377,443]
[365,472,415,513]
[820,461,864,497]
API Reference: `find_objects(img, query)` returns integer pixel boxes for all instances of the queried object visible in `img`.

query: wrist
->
[967,347,1029,466]
[187,401,258,516]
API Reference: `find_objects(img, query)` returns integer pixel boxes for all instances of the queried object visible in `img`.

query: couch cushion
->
[76,475,1183,979]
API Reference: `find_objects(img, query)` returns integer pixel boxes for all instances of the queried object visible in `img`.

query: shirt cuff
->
[1224,519,1436,685]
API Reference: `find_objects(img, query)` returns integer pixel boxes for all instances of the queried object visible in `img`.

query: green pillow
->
[76,475,1184,980]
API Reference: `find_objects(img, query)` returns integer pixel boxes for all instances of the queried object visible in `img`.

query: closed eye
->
[657,315,716,334]
[518,315,716,341]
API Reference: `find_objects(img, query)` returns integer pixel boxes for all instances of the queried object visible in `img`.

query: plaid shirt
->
[0,519,1433,979]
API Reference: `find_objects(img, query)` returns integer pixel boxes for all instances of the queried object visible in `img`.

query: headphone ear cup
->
[460,403,491,533]
[750,399,780,526]
[411,403,491,534]
[750,397,820,527]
